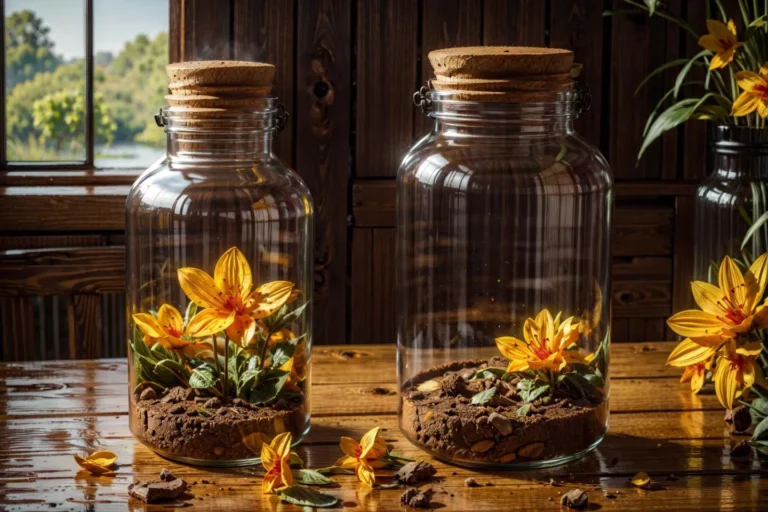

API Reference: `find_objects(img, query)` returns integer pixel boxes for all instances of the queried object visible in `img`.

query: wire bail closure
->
[575,82,592,118]
[155,103,289,133]
[413,86,433,116]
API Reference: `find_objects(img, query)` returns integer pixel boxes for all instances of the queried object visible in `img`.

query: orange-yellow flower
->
[133,304,226,349]
[679,354,714,394]
[279,357,303,392]
[732,63,768,118]
[335,427,389,487]
[177,247,295,345]
[667,254,768,339]
[261,432,293,494]
[714,340,764,409]
[495,309,590,373]
[699,19,742,70]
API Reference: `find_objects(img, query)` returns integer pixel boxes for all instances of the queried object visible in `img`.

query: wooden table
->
[0,342,765,511]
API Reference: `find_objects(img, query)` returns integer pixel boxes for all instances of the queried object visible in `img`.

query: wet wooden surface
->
[0,342,765,511]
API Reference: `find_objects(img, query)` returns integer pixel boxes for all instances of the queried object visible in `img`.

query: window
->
[3,0,168,169]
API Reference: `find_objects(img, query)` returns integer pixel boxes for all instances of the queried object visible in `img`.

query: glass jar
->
[125,97,313,466]
[693,126,768,284]
[397,87,613,468]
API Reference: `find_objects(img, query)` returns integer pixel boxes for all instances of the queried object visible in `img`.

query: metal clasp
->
[275,103,289,133]
[413,86,432,116]
[575,83,592,118]
[155,109,165,127]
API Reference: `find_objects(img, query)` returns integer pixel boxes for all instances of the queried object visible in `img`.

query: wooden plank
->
[0,235,106,251]
[67,294,102,360]
[682,0,709,180]
[483,0,546,46]
[370,229,396,344]
[613,206,674,257]
[0,297,35,362]
[356,0,418,177]
[232,0,295,166]
[415,0,482,137]
[169,0,182,63]
[0,247,125,296]
[549,0,604,148]
[0,170,141,187]
[350,229,373,344]
[612,280,671,317]
[295,0,352,346]
[180,0,232,61]
[673,196,696,312]
[0,186,128,231]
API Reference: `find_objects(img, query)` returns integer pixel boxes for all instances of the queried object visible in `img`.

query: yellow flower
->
[714,340,764,409]
[177,247,295,345]
[679,354,714,394]
[133,304,225,349]
[73,450,118,476]
[732,63,768,118]
[495,309,589,373]
[261,432,293,494]
[335,427,389,487]
[667,254,768,339]
[699,19,742,70]
[279,357,303,392]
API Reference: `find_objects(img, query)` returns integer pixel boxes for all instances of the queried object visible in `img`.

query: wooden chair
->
[0,246,126,361]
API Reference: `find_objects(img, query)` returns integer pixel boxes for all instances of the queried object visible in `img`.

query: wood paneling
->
[483,0,546,46]
[232,0,296,165]
[295,0,352,346]
[178,0,232,61]
[356,0,418,177]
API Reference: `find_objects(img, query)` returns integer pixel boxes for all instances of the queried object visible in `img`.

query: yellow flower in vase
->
[667,254,768,339]
[698,19,742,70]
[133,304,226,349]
[177,247,295,345]
[261,432,293,494]
[732,63,768,118]
[714,340,765,409]
[335,427,389,487]
[495,309,590,373]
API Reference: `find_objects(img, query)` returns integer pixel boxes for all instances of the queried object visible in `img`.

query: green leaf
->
[249,368,290,404]
[517,379,550,403]
[742,210,768,250]
[673,50,710,99]
[752,416,768,441]
[749,397,768,422]
[150,343,173,361]
[471,386,497,405]
[237,369,261,398]
[643,0,659,15]
[638,95,714,161]
[155,358,188,379]
[292,469,334,486]
[268,302,310,332]
[270,340,298,368]
[289,451,304,468]
[189,364,217,389]
[315,466,355,475]
[277,485,338,508]
[634,58,703,96]
[471,368,507,381]
[183,301,198,327]
[131,332,152,358]
[517,403,532,417]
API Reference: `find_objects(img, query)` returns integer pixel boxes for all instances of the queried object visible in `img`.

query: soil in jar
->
[133,386,307,461]
[400,357,608,465]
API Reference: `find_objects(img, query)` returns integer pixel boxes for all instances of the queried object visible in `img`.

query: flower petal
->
[719,256,747,310]
[186,308,235,337]
[735,70,764,92]
[272,432,293,459]
[744,253,768,312]
[262,472,278,494]
[714,359,739,410]
[261,442,277,471]
[709,45,738,70]
[666,310,729,338]
[132,313,164,338]
[157,304,184,335]
[227,314,256,345]
[358,427,381,459]
[690,369,705,394]
[339,437,360,459]
[731,91,761,116]
[735,341,762,357]
[86,451,118,467]
[691,281,726,315]
[666,337,721,367]
[708,19,736,43]
[334,455,359,469]
[178,267,227,309]
[248,281,296,319]
[758,100,768,119]
[74,455,114,475]
[699,34,725,53]
[214,247,253,301]
[356,459,376,487]
[495,336,533,361]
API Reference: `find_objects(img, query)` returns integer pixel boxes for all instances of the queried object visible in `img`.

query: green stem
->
[259,329,273,369]
[211,335,221,373]
[623,0,700,39]
[738,0,752,27]
[715,0,728,21]
[224,335,230,396]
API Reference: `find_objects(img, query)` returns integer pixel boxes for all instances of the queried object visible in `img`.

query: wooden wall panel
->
[356,0,418,177]
[178,0,232,61]
[295,0,352,346]
[232,0,296,166]
[483,0,546,46]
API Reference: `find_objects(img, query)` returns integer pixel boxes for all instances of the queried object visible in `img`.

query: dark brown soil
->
[400,358,607,465]
[132,386,307,461]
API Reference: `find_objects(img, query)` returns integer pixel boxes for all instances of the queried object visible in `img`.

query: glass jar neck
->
[157,100,285,165]
[711,125,768,179]
[421,89,581,139]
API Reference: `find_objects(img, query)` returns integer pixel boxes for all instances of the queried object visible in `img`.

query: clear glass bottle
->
[397,86,613,468]
[693,125,768,284]
[125,95,313,466]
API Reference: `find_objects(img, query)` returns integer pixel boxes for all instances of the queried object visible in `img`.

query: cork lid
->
[429,46,574,78]
[165,60,275,109]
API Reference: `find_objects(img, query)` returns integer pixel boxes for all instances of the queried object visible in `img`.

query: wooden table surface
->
[0,342,765,511]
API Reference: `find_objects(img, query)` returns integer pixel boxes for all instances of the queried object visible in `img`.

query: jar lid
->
[165,60,275,109]
[427,46,578,102]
